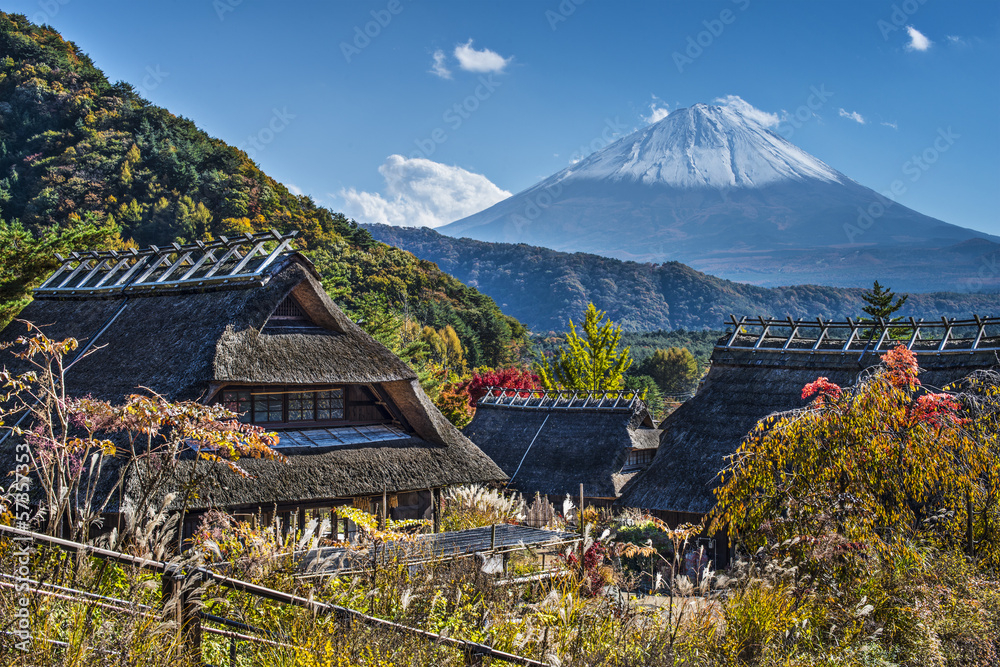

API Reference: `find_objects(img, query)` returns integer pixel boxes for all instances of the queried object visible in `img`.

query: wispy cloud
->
[881,120,898,130]
[713,95,782,128]
[339,155,511,228]
[905,26,932,51]
[838,108,866,124]
[642,97,671,124]
[286,183,303,196]
[429,49,452,79]
[453,40,512,73]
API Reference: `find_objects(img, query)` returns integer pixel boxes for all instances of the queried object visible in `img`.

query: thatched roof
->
[0,239,505,509]
[617,331,1000,515]
[462,390,660,499]
[1,255,416,401]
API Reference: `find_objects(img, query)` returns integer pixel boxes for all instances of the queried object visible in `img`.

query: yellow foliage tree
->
[536,303,632,392]
[710,345,1000,565]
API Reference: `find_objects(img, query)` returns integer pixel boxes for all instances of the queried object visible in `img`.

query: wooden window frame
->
[624,448,655,469]
[219,385,348,428]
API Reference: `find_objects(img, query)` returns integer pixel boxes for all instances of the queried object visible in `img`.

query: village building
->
[0,230,506,538]
[462,388,661,507]
[617,315,1000,564]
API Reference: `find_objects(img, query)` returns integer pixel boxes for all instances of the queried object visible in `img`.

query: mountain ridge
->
[365,223,1000,333]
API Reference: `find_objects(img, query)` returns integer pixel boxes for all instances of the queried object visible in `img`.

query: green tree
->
[860,280,909,340]
[624,374,666,420]
[636,347,699,397]
[861,280,908,320]
[0,215,120,328]
[536,303,632,392]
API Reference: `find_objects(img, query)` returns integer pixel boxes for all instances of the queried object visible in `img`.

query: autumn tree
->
[711,345,1000,565]
[1,324,283,547]
[535,303,633,392]
[636,347,700,397]
[465,367,540,407]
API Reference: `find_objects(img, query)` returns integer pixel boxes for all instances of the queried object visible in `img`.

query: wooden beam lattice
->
[719,314,1000,355]
[477,387,642,410]
[36,230,299,296]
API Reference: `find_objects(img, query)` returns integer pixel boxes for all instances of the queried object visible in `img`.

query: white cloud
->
[339,155,511,228]
[286,183,303,196]
[713,95,782,128]
[881,120,898,130]
[642,102,671,124]
[429,49,452,79]
[905,26,932,51]
[453,40,511,73]
[838,108,866,124]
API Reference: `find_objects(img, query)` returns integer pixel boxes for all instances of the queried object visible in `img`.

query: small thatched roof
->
[462,390,660,499]
[0,237,505,509]
[617,329,1000,515]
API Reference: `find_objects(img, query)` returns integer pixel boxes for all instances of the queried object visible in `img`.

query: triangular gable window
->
[264,294,324,332]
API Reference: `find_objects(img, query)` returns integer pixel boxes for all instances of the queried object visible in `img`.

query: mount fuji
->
[438,104,999,290]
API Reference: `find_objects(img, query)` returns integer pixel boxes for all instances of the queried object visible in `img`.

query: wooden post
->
[490,524,496,550]
[432,488,441,534]
[380,488,388,530]
[579,483,585,538]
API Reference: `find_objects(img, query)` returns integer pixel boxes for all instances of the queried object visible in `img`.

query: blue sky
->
[7,0,999,233]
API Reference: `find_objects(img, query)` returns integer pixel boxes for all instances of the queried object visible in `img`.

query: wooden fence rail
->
[0,523,551,667]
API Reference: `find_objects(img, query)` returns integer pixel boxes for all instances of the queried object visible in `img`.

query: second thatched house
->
[0,230,506,538]
[618,316,1000,538]
[462,388,661,506]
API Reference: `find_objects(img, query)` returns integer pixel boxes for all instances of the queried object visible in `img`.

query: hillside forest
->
[0,12,537,415]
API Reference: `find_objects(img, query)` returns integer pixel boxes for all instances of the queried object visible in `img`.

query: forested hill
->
[0,13,527,368]
[365,224,1000,333]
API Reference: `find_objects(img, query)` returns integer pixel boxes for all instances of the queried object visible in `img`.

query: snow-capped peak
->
[561,103,843,189]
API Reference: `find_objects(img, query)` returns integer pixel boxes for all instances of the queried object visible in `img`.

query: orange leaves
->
[802,377,842,404]
[882,344,920,390]
[908,393,963,428]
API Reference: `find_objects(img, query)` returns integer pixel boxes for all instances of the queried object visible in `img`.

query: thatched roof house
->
[462,388,661,504]
[0,231,505,530]
[618,316,1000,524]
